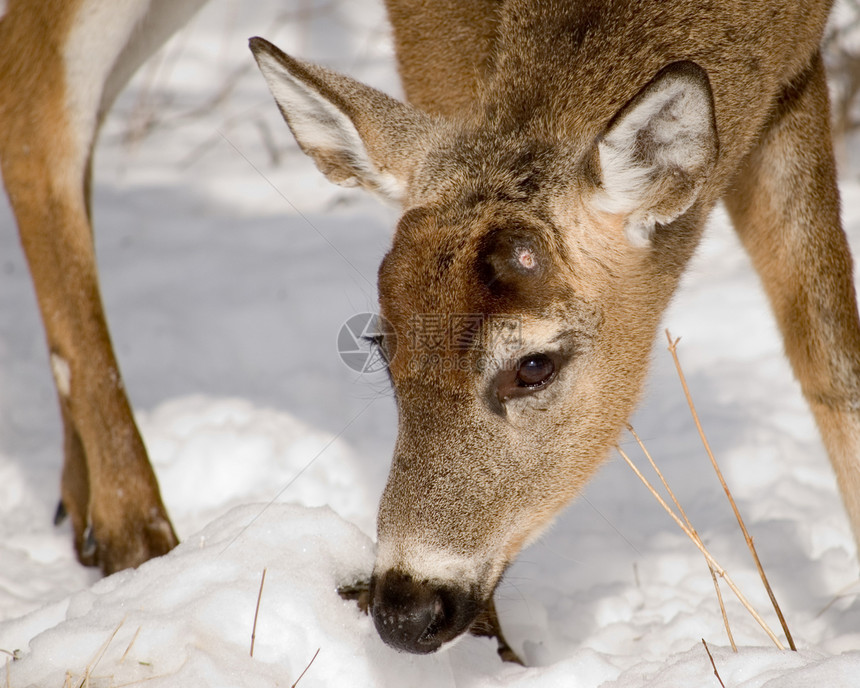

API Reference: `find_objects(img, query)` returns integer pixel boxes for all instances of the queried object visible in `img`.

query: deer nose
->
[370,569,480,654]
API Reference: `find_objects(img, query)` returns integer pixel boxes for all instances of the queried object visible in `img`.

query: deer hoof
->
[75,510,179,576]
[53,500,68,526]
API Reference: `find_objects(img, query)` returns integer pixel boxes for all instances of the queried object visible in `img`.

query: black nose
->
[370,569,481,654]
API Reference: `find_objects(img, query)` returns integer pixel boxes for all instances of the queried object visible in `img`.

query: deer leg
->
[3,148,179,573]
[724,53,860,556]
[4,143,179,574]
[0,1,179,573]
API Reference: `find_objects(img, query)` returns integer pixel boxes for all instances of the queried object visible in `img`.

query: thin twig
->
[250,568,268,658]
[292,648,320,688]
[628,425,737,651]
[665,330,796,651]
[617,444,786,649]
[702,639,727,688]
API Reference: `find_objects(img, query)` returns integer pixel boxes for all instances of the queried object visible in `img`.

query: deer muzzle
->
[370,569,484,653]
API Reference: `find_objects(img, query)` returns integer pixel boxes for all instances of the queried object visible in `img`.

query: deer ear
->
[250,36,431,203]
[593,62,718,247]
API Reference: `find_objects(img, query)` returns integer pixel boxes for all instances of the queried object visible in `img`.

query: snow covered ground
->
[1,1,859,685]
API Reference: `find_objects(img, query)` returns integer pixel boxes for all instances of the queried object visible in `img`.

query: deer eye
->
[516,354,555,387]
[494,352,559,404]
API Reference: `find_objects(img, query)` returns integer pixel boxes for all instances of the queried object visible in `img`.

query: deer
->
[249,0,860,654]
[1,0,858,660]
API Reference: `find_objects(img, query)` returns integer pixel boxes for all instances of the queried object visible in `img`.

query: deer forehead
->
[379,194,637,328]
[379,197,626,364]
[406,126,580,203]
[382,203,568,295]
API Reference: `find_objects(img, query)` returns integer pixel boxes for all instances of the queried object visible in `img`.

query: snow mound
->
[139,396,375,538]
[2,502,859,688]
[0,504,381,687]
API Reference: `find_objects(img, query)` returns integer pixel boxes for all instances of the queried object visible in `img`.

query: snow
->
[1,0,859,686]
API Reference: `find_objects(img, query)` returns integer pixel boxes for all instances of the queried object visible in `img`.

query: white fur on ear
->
[594,62,718,247]
[253,45,404,201]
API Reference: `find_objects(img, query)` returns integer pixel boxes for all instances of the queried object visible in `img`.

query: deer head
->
[250,36,717,654]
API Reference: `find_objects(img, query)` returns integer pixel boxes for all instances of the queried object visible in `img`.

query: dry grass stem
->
[292,648,320,688]
[707,567,737,652]
[120,626,141,664]
[702,639,727,688]
[75,618,125,687]
[628,425,737,651]
[665,330,796,651]
[815,577,860,618]
[112,674,171,687]
[617,444,786,649]
[628,425,693,525]
[251,568,268,658]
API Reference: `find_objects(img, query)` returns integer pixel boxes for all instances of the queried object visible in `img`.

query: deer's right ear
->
[250,37,431,203]
[592,61,719,247]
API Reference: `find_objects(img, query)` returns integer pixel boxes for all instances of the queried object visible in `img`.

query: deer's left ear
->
[250,36,433,203]
[592,61,719,247]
